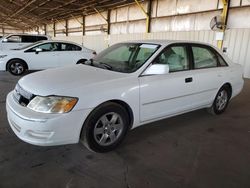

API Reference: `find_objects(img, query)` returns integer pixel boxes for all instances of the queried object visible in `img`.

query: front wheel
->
[80,102,130,152]
[208,86,230,115]
[7,60,26,76]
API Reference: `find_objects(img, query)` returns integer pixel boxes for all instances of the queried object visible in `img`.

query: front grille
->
[13,83,35,107]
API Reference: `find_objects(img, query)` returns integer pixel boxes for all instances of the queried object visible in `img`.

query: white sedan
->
[0,40,96,75]
[6,40,244,152]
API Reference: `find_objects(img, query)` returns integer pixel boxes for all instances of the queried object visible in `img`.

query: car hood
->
[18,65,128,96]
[0,49,22,55]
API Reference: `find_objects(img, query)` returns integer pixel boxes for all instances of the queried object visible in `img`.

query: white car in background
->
[0,34,50,51]
[0,40,96,75]
[6,40,244,152]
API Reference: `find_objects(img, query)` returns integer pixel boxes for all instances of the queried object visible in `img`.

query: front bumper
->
[6,91,92,146]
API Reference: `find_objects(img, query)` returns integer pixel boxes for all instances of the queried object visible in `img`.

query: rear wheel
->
[80,102,129,152]
[208,86,230,115]
[7,59,26,76]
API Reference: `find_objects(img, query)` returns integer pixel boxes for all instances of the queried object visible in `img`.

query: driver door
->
[139,44,197,122]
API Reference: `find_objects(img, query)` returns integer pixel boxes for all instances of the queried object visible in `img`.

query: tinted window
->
[30,43,59,52]
[61,43,81,51]
[155,46,189,72]
[192,46,218,69]
[6,35,21,43]
[37,36,48,41]
[22,36,37,43]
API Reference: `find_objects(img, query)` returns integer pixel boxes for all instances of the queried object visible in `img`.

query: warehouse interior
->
[1,0,250,77]
[0,0,250,188]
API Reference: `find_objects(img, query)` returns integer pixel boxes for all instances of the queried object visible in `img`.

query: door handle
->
[185,77,193,83]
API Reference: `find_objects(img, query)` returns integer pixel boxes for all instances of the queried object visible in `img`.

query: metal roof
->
[0,0,138,30]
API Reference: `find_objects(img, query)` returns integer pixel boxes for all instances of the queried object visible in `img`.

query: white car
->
[0,40,96,75]
[0,34,50,51]
[6,40,244,152]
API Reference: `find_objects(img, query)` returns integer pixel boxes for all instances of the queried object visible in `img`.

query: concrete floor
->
[0,71,250,188]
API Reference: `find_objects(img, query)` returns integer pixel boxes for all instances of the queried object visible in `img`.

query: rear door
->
[57,43,87,67]
[188,44,228,107]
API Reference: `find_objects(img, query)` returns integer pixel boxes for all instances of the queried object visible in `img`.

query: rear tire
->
[207,86,230,115]
[80,102,129,153]
[7,59,26,76]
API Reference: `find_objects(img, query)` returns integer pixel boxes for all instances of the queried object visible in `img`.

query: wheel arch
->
[6,58,29,71]
[80,99,134,139]
[222,82,232,99]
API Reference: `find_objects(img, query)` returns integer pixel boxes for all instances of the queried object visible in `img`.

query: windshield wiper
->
[99,62,112,70]
[82,59,112,70]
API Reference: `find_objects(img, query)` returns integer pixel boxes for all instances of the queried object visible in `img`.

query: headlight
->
[0,55,7,59]
[27,96,78,114]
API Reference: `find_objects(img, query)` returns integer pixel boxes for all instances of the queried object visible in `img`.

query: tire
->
[76,59,87,64]
[7,59,26,76]
[208,86,230,115]
[80,102,130,153]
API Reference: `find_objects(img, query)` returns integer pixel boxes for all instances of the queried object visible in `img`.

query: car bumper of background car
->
[6,91,92,146]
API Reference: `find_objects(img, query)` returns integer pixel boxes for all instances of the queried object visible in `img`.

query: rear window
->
[61,43,82,51]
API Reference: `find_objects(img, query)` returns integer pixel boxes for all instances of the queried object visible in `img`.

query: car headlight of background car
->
[0,55,7,59]
[27,96,78,114]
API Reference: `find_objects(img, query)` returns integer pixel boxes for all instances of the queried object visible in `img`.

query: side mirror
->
[2,38,8,42]
[143,64,169,75]
[35,48,42,54]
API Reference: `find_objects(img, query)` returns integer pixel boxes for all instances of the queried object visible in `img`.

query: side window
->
[155,46,189,72]
[22,36,37,43]
[36,36,48,41]
[217,54,228,66]
[30,43,59,52]
[192,46,218,69]
[61,43,82,51]
[6,35,22,43]
[135,45,156,64]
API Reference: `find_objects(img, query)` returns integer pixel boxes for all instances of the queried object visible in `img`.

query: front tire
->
[7,59,26,76]
[208,86,230,115]
[80,102,129,152]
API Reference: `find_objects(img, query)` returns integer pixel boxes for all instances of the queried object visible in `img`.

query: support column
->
[107,10,111,35]
[217,0,230,49]
[53,22,56,37]
[82,15,85,36]
[44,24,47,35]
[65,19,68,36]
[134,0,151,33]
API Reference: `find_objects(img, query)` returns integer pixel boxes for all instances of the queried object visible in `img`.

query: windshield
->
[87,43,160,73]
[14,41,44,50]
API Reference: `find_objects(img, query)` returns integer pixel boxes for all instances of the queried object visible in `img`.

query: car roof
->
[4,33,49,37]
[122,39,215,47]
